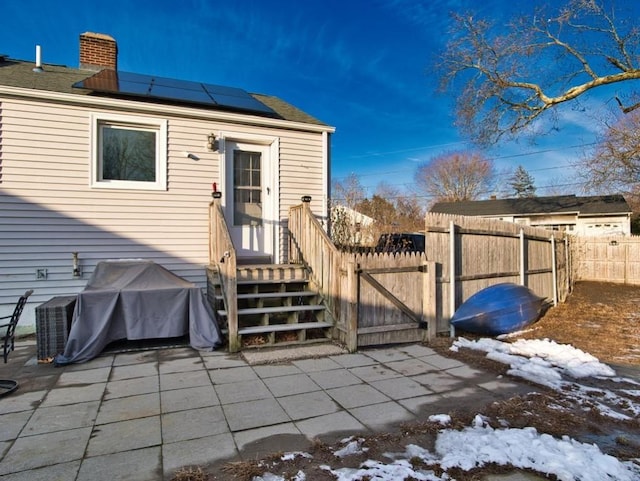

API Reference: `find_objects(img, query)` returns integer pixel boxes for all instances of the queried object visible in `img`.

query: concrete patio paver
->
[112,351,156,367]
[0,427,92,476]
[158,356,205,374]
[0,391,46,415]
[104,375,159,400]
[95,392,160,425]
[369,376,433,400]
[295,410,368,440]
[86,416,162,457]
[22,400,100,436]
[161,405,228,443]
[384,358,438,376]
[348,364,401,383]
[222,398,290,431]
[398,393,445,414]
[412,371,469,393]
[307,368,361,389]
[207,365,259,384]
[349,401,415,430]
[420,354,466,370]
[276,390,339,420]
[76,446,161,481]
[363,347,412,363]
[0,339,537,480]
[214,378,272,404]
[0,411,32,442]
[0,460,81,481]
[159,370,211,391]
[109,362,158,381]
[160,384,218,413]
[326,384,391,409]
[253,363,303,378]
[40,383,106,407]
[262,373,321,397]
[56,367,111,386]
[330,353,377,368]
[293,357,343,372]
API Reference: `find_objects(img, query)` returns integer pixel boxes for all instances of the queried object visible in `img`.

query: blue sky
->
[1,0,631,202]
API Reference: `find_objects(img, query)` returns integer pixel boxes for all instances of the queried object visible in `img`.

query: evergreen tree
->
[509,165,536,198]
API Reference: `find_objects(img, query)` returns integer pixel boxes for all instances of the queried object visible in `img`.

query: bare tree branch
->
[439,0,640,145]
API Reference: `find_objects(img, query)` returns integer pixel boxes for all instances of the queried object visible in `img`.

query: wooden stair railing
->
[288,196,340,323]
[209,193,239,352]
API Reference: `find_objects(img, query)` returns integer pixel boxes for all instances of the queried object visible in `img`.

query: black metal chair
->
[1,290,33,363]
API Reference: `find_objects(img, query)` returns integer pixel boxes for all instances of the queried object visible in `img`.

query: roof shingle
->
[0,58,328,126]
[430,194,631,217]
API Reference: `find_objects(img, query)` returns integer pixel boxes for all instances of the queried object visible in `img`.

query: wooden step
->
[238,321,333,336]
[237,278,307,286]
[236,264,308,282]
[216,290,317,301]
[218,304,325,317]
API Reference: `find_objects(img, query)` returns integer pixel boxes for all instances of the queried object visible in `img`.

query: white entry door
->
[225,141,274,262]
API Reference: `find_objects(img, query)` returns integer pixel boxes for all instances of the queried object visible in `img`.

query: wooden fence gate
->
[335,252,437,351]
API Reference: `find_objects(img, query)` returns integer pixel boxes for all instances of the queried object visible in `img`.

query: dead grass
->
[516,281,640,366]
[170,466,209,481]
[220,460,264,481]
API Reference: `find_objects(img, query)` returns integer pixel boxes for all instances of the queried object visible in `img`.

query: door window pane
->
[233,150,262,226]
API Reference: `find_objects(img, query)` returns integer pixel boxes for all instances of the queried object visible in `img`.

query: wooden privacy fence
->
[289,203,572,348]
[334,252,436,351]
[425,213,570,335]
[289,199,436,351]
[573,235,640,284]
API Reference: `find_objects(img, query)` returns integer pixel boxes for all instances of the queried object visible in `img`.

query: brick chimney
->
[79,32,117,71]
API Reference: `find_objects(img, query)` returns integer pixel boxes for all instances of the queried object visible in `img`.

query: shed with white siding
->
[0,33,335,327]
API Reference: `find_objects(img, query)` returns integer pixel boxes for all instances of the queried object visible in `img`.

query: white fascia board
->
[577,212,631,218]
[0,85,336,135]
[521,211,580,217]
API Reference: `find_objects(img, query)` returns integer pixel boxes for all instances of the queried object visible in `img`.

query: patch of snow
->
[312,419,640,481]
[253,471,306,481]
[334,437,369,458]
[321,460,446,481]
[427,414,451,426]
[432,422,640,481]
[280,452,312,461]
[453,337,640,420]
[453,337,615,379]
[622,389,640,397]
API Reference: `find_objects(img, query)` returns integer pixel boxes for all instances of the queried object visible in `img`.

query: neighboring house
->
[330,205,375,246]
[430,194,632,236]
[0,32,335,325]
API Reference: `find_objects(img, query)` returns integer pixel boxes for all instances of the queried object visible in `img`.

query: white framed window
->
[91,114,167,190]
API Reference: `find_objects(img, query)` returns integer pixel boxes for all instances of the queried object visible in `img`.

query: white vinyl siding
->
[0,96,330,324]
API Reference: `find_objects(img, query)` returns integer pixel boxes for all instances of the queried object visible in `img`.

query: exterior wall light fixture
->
[207,133,218,151]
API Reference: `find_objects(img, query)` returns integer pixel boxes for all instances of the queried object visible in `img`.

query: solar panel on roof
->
[150,84,213,104]
[73,69,279,117]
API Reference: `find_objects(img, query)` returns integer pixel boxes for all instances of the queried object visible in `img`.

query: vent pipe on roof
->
[33,44,43,72]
